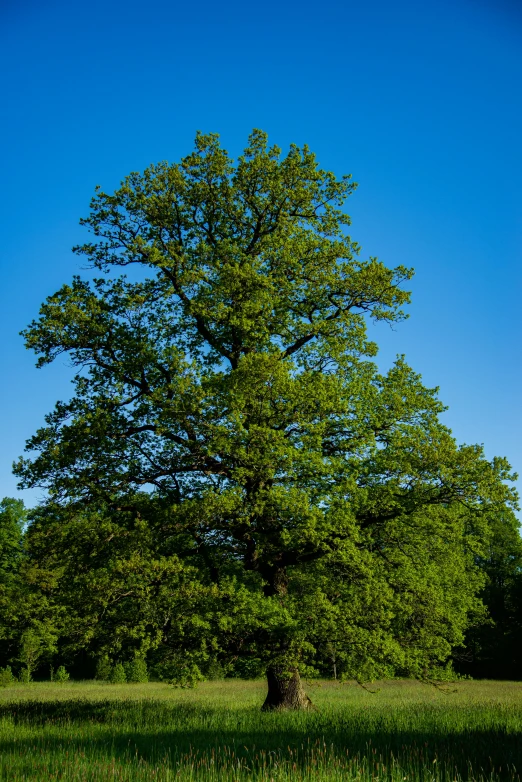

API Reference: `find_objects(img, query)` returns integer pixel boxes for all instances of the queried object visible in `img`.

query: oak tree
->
[16,131,517,707]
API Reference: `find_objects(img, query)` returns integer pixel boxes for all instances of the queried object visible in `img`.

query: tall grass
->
[0,679,520,780]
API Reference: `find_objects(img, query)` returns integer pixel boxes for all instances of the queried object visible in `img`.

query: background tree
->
[0,497,58,677]
[453,507,522,680]
[0,497,56,681]
[16,131,518,707]
[0,498,25,582]
[0,498,26,668]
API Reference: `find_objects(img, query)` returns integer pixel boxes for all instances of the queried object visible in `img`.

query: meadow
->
[0,679,521,781]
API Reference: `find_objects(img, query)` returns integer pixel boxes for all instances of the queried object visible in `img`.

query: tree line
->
[0,495,521,688]
[0,131,520,707]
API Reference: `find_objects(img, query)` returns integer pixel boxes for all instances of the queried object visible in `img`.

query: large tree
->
[16,131,517,707]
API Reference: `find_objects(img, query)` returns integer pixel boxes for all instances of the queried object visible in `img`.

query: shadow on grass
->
[0,699,520,779]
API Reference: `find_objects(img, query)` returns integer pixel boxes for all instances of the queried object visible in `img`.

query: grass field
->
[0,679,521,781]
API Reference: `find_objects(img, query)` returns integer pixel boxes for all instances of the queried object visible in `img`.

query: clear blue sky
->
[1,0,521,510]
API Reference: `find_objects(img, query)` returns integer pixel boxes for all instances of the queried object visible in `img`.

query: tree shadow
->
[0,699,520,780]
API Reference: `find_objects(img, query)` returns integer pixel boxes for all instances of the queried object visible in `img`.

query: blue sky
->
[1,0,521,510]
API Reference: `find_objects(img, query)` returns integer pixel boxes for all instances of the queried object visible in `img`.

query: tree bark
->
[261,666,314,711]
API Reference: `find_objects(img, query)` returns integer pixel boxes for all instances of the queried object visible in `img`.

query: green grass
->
[0,679,521,780]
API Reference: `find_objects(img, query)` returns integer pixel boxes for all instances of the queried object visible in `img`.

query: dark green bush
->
[95,656,112,681]
[110,663,127,684]
[0,666,16,687]
[55,665,70,683]
[125,658,148,683]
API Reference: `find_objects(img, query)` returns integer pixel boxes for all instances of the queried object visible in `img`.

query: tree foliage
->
[14,130,518,688]
[0,498,26,584]
[0,498,27,667]
[455,508,522,679]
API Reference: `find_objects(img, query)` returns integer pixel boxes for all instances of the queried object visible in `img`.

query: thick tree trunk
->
[261,667,314,711]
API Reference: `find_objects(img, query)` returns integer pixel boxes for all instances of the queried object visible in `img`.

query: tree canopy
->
[15,130,518,706]
[0,498,25,583]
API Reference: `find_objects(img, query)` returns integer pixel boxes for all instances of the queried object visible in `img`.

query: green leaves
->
[15,129,519,683]
[0,498,26,582]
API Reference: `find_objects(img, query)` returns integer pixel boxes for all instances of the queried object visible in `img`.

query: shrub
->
[95,656,112,681]
[18,629,43,680]
[110,663,127,683]
[0,666,16,687]
[18,667,31,683]
[165,662,204,688]
[125,658,148,683]
[55,665,70,683]
[206,659,225,680]
[152,653,205,688]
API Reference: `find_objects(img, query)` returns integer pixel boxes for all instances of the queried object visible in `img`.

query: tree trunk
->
[261,667,314,711]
